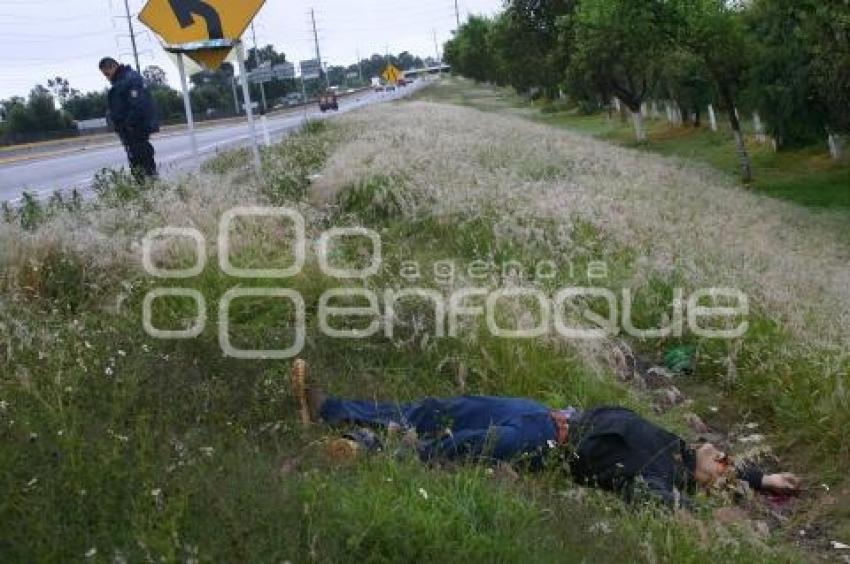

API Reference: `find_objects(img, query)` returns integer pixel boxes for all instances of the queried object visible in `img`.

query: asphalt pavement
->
[0,83,423,204]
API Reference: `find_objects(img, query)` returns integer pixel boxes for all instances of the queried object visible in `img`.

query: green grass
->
[0,111,820,562]
[414,78,850,213]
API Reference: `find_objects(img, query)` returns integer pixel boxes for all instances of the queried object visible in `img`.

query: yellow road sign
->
[139,0,265,69]
[382,64,402,84]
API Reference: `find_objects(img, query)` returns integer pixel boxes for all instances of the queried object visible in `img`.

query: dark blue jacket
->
[107,65,159,138]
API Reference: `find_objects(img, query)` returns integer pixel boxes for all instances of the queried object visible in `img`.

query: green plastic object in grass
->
[664,345,696,375]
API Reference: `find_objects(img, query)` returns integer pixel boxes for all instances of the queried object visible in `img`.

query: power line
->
[0,12,103,20]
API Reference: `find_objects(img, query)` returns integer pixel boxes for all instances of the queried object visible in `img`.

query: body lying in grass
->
[292,360,800,511]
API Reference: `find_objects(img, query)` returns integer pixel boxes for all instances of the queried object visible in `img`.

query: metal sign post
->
[236,40,262,173]
[176,53,200,169]
[301,75,309,124]
[231,75,240,114]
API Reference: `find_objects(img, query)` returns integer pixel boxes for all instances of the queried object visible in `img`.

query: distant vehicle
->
[318,91,339,112]
[346,88,355,94]
[283,92,304,107]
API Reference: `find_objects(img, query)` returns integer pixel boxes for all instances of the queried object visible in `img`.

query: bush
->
[337,174,406,224]
[91,168,150,203]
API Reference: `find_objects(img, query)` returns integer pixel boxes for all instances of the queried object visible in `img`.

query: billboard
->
[299,59,321,80]
[273,62,296,80]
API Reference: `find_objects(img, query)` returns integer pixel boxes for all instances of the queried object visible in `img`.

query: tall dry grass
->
[316,101,850,353]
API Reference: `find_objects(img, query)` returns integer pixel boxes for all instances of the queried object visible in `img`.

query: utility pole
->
[122,0,141,72]
[454,0,461,29]
[250,23,268,113]
[310,8,329,89]
[433,29,441,76]
[356,48,363,84]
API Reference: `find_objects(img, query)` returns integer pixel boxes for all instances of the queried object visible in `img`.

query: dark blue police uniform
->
[106,65,159,180]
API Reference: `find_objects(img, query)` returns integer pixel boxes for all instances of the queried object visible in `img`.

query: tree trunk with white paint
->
[708,104,718,131]
[828,133,845,161]
[717,82,752,183]
[632,111,647,143]
[753,112,766,144]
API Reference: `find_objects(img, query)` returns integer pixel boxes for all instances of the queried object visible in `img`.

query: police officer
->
[99,57,160,181]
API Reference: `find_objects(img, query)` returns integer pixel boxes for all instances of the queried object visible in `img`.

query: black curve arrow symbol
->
[168,0,223,39]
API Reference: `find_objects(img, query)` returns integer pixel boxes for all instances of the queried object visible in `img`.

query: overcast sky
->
[2,0,502,101]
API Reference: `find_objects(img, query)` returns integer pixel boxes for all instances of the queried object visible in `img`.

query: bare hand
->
[761,473,801,493]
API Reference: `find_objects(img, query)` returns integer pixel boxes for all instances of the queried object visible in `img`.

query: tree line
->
[1,48,430,144]
[443,0,849,181]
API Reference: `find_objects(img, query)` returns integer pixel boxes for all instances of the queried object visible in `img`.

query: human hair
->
[98,57,119,70]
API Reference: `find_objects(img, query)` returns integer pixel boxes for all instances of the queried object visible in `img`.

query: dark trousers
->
[319,396,556,461]
[121,134,157,181]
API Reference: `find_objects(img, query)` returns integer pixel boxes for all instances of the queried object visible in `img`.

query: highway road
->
[0,83,424,204]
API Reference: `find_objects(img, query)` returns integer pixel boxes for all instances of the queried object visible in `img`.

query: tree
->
[658,49,713,127]
[443,16,498,83]
[64,91,108,121]
[566,0,671,141]
[803,1,849,158]
[189,63,237,114]
[246,44,287,71]
[396,51,423,71]
[142,65,169,88]
[490,0,574,96]
[46,76,78,106]
[742,0,827,148]
[150,87,184,120]
[6,85,73,135]
[671,0,755,181]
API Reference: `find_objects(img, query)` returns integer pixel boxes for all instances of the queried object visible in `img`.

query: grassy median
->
[1,85,847,561]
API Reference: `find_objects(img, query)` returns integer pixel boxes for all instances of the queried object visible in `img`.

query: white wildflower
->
[418,488,429,500]
[84,547,97,558]
[832,541,850,550]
